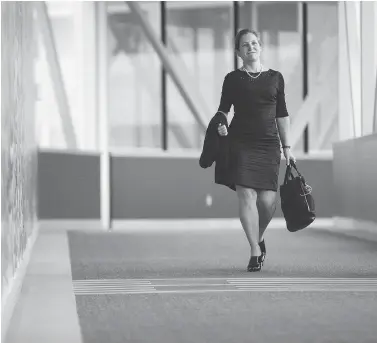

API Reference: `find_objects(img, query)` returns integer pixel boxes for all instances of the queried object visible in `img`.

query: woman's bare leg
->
[257,190,277,242]
[236,185,261,257]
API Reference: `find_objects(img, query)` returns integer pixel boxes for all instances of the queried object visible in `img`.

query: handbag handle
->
[283,164,295,185]
[283,161,307,185]
[290,161,307,184]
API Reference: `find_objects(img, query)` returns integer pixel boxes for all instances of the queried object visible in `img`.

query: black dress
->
[218,69,289,192]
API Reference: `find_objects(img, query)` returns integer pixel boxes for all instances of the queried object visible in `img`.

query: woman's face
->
[237,33,261,62]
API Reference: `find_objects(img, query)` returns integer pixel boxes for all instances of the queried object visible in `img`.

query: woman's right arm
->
[217,74,233,136]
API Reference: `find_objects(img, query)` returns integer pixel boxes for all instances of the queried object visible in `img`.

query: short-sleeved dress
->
[218,69,289,192]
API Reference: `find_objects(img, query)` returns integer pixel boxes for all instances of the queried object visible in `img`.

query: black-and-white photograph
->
[1,1,377,342]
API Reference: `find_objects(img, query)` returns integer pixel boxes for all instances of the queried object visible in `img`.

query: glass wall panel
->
[307,2,338,150]
[34,2,76,149]
[34,2,98,150]
[166,1,234,150]
[239,1,304,152]
[107,1,162,149]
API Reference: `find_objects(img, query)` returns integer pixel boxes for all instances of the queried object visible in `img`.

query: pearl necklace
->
[242,64,263,79]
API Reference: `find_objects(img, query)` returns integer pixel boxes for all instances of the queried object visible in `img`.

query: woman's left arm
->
[276,117,295,165]
[276,72,295,165]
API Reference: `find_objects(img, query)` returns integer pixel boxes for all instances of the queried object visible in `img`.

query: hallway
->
[2,2,377,343]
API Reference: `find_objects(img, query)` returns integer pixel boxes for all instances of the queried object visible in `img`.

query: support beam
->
[301,2,309,153]
[126,1,209,131]
[375,72,377,133]
[320,111,338,150]
[108,22,194,149]
[291,65,337,149]
[338,1,355,140]
[361,1,377,135]
[75,2,97,150]
[160,1,167,150]
[344,1,362,137]
[311,100,338,151]
[35,2,77,149]
[233,1,239,70]
[97,2,111,230]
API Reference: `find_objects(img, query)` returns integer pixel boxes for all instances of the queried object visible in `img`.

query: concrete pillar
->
[74,2,98,150]
[361,1,377,136]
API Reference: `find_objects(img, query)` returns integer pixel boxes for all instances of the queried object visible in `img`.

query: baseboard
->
[38,219,103,231]
[332,217,377,242]
[1,222,40,341]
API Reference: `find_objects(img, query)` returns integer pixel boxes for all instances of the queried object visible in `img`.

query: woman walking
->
[217,29,295,272]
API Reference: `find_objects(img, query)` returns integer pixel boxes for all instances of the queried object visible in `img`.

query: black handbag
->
[280,161,316,232]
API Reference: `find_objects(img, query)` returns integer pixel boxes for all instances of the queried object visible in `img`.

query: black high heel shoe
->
[247,255,262,272]
[259,239,266,264]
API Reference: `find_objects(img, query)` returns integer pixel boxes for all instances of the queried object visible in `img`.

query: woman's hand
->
[218,124,228,136]
[283,147,296,166]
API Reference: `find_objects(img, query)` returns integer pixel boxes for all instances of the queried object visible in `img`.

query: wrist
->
[282,145,291,149]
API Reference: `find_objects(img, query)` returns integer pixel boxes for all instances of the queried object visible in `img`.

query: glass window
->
[166,1,234,150]
[307,2,338,150]
[107,1,162,149]
[34,2,98,151]
[239,1,304,152]
[35,2,77,150]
